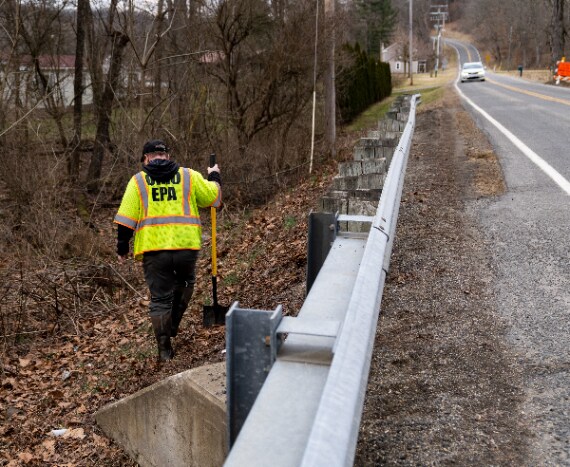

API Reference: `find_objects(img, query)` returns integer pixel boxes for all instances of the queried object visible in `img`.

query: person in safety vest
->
[114,139,221,361]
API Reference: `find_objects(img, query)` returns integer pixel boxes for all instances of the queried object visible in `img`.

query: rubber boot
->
[150,313,175,361]
[171,286,194,338]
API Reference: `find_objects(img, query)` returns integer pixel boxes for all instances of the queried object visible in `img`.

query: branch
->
[0,88,58,139]
[107,263,145,299]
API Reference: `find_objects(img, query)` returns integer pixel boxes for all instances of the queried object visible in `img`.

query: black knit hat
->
[141,140,169,161]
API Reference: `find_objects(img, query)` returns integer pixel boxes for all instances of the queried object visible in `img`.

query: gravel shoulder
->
[356,87,532,465]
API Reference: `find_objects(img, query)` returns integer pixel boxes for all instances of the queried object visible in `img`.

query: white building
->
[381,43,426,74]
[1,55,93,109]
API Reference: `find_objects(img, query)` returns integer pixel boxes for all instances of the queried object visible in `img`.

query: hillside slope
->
[0,136,354,464]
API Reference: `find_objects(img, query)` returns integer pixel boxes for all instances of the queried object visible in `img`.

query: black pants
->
[143,249,199,320]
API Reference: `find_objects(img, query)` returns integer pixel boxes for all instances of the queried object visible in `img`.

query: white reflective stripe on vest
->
[210,187,222,208]
[137,216,201,229]
[134,173,149,217]
[114,214,137,229]
[183,168,191,216]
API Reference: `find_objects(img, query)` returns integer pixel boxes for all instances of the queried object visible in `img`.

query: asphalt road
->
[447,38,570,465]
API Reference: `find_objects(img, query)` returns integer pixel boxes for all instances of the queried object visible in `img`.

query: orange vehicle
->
[557,61,570,76]
[554,59,570,84]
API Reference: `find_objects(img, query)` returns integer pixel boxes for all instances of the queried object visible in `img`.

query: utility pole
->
[434,9,441,77]
[309,0,319,174]
[324,0,336,158]
[430,2,449,77]
[409,0,413,85]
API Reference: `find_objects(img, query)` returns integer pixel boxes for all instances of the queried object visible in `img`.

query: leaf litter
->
[0,151,350,464]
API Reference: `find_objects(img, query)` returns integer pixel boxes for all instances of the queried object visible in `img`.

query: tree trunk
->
[86,31,130,193]
[31,58,68,148]
[324,0,336,158]
[550,0,565,67]
[153,0,165,104]
[68,0,88,182]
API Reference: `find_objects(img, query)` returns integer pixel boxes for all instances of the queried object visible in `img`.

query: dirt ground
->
[355,87,531,465]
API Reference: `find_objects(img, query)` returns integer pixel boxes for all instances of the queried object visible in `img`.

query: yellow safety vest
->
[114,167,221,260]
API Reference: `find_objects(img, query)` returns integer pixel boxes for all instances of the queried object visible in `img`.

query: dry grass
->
[493,69,553,83]
[444,22,474,43]
[392,52,458,94]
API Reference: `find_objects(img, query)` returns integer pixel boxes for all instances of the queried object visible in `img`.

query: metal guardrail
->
[225,94,420,467]
[300,94,419,466]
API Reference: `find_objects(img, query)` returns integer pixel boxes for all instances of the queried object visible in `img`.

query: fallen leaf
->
[18,452,34,463]
[41,439,56,454]
[2,378,17,389]
[92,433,108,447]
[63,427,85,439]
[18,358,32,368]
[49,390,64,400]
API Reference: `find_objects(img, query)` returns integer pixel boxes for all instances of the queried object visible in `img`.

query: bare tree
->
[118,0,173,134]
[510,0,546,68]
[85,0,130,193]
[548,0,566,67]
[68,0,89,182]
[4,0,72,148]
[0,3,21,138]
[392,0,432,44]
[457,0,560,70]
[207,0,314,160]
[324,0,336,157]
[462,0,512,67]
[163,0,205,146]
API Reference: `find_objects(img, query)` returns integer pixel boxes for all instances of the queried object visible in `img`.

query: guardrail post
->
[226,303,283,447]
[306,212,337,294]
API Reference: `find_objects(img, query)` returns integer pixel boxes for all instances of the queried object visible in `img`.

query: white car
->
[460,61,486,82]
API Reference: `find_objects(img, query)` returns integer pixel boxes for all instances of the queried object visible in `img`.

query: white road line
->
[453,71,570,197]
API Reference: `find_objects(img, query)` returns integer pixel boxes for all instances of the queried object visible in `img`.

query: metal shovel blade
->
[202,303,229,327]
[203,275,228,327]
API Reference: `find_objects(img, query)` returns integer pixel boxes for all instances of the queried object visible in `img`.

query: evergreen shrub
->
[337,43,392,123]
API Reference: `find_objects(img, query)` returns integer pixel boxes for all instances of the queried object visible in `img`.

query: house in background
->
[381,43,427,74]
[1,54,93,109]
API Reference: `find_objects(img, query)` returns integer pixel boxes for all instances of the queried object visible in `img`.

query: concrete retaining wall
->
[318,95,411,233]
[96,362,227,467]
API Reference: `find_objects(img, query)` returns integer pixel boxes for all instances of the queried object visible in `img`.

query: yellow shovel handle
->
[211,206,217,277]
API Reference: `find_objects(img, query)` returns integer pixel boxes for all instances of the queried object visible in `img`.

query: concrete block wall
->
[338,158,387,178]
[317,95,411,233]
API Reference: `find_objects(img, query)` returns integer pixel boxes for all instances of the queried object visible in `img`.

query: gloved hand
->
[207,163,220,174]
[207,164,222,185]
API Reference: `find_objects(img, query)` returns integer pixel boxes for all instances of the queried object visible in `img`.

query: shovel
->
[203,153,229,327]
